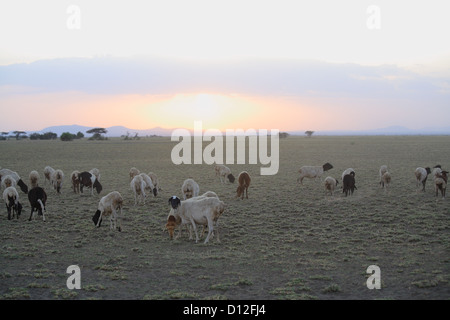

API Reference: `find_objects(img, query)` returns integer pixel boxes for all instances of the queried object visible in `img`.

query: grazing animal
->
[435,170,448,198]
[3,186,22,220]
[379,165,388,186]
[28,187,47,221]
[29,170,40,188]
[176,196,225,244]
[181,178,200,200]
[71,170,80,193]
[130,174,147,205]
[78,171,102,195]
[129,167,140,181]
[43,166,55,185]
[89,168,101,181]
[1,175,16,189]
[343,172,357,196]
[415,167,432,192]
[215,164,235,183]
[297,163,333,184]
[0,169,28,194]
[51,169,64,194]
[139,173,158,197]
[380,171,392,191]
[236,171,251,199]
[324,176,339,196]
[165,215,177,240]
[92,191,123,232]
[342,168,355,181]
[147,172,161,191]
[166,192,219,240]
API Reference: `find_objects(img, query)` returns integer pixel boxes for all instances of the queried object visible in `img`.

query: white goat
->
[324,176,338,196]
[3,186,22,220]
[147,172,161,191]
[51,169,64,194]
[129,167,140,181]
[215,164,235,183]
[29,170,40,188]
[139,173,157,197]
[181,178,200,200]
[0,169,28,194]
[381,172,392,191]
[92,191,123,231]
[130,174,147,205]
[297,163,333,184]
[1,175,16,189]
[177,196,225,244]
[44,166,55,185]
[415,167,431,192]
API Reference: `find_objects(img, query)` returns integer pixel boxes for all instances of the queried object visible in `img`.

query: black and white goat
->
[28,187,47,221]
[78,171,102,195]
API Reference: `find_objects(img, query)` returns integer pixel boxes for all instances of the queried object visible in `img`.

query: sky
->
[0,0,449,133]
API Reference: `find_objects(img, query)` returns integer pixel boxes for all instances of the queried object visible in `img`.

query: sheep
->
[297,163,333,184]
[78,171,102,195]
[3,186,22,220]
[214,164,235,183]
[129,167,140,181]
[324,176,339,196]
[51,169,64,194]
[166,192,220,240]
[147,172,161,191]
[181,178,200,200]
[380,172,392,191]
[29,170,40,188]
[343,172,357,196]
[89,168,101,181]
[130,174,147,205]
[236,171,251,199]
[415,167,431,192]
[27,187,47,221]
[342,168,355,181]
[435,170,448,198]
[379,165,388,186]
[173,196,225,244]
[71,171,80,193]
[43,166,55,186]
[139,173,158,197]
[0,169,28,194]
[92,191,123,232]
[1,175,16,189]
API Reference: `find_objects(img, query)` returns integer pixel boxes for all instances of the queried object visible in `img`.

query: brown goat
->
[236,171,251,199]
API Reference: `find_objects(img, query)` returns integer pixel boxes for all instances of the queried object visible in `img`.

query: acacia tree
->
[86,128,108,140]
[12,130,27,140]
[305,130,314,138]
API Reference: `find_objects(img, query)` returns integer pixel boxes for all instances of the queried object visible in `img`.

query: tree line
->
[0,128,108,141]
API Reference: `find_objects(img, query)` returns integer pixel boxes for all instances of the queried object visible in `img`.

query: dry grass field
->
[0,135,449,300]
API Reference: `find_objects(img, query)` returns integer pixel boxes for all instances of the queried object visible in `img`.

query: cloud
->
[1,56,448,103]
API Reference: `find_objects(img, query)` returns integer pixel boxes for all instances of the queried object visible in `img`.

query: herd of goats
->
[1,161,447,244]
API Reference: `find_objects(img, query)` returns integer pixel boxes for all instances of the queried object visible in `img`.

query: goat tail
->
[38,199,45,212]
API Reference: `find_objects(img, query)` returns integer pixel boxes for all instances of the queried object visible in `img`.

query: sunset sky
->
[1,0,449,133]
